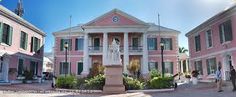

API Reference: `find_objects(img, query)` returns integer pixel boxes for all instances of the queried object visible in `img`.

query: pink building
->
[0,5,45,84]
[53,9,180,77]
[186,5,236,81]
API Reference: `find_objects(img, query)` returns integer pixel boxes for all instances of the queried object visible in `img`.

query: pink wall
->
[187,14,236,80]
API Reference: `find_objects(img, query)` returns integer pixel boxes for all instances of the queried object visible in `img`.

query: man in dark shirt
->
[230,65,236,91]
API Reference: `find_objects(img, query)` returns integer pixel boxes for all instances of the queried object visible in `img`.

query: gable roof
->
[84,9,148,26]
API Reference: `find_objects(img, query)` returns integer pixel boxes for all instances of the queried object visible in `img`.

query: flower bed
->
[56,71,174,90]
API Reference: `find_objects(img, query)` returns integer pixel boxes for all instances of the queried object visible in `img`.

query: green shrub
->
[85,74,105,90]
[149,69,161,79]
[56,75,77,89]
[147,77,174,89]
[123,76,144,90]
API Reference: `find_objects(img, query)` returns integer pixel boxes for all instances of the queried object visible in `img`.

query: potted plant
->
[191,70,199,85]
[185,74,191,83]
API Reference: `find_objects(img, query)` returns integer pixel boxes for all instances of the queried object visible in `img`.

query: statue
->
[107,39,122,65]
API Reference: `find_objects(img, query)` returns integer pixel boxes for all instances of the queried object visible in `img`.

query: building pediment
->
[84,9,148,26]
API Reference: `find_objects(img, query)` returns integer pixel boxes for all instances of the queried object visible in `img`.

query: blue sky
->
[0,0,235,53]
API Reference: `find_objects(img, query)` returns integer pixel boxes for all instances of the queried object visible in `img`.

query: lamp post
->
[64,42,69,77]
[160,42,164,78]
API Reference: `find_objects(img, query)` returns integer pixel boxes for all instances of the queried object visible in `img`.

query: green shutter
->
[32,37,35,52]
[60,39,64,51]
[171,62,173,74]
[25,33,28,50]
[8,26,13,45]
[77,62,83,75]
[0,23,3,43]
[38,38,41,51]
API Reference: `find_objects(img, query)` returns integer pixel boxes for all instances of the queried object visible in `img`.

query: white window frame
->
[205,29,213,48]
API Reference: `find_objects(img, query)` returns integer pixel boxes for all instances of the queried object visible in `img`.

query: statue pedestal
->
[103,65,125,94]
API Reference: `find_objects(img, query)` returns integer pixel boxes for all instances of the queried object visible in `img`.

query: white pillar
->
[181,60,184,73]
[82,33,89,75]
[103,32,108,65]
[186,60,189,72]
[123,32,129,73]
[142,33,149,74]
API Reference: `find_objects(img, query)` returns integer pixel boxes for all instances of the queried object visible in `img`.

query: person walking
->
[216,62,223,92]
[230,65,236,91]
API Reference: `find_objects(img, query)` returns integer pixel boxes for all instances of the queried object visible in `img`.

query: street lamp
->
[64,42,69,77]
[160,42,164,78]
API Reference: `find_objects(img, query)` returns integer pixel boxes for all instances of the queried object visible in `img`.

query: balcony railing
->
[129,46,143,52]
[88,46,143,53]
[88,46,103,53]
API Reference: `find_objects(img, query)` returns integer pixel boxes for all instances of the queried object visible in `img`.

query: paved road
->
[0,81,236,97]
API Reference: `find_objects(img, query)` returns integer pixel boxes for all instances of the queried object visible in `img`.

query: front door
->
[0,61,3,81]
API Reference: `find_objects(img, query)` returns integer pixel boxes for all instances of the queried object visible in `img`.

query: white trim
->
[190,47,236,61]
[205,29,213,48]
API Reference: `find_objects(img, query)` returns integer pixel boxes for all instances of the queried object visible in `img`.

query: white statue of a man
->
[107,39,121,65]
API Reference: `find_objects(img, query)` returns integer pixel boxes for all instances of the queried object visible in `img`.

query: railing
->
[129,46,143,52]
[88,46,103,53]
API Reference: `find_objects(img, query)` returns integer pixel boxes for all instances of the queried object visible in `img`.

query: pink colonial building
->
[0,5,45,84]
[186,5,236,81]
[53,9,180,77]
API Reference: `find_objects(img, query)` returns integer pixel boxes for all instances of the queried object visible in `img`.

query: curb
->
[55,89,102,93]
[55,88,175,94]
[127,88,175,93]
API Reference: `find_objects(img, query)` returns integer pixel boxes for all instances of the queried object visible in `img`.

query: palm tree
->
[179,47,188,53]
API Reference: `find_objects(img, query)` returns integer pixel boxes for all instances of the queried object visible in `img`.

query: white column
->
[142,32,149,74]
[82,33,89,75]
[186,60,189,72]
[123,32,129,73]
[103,32,108,65]
[181,60,184,73]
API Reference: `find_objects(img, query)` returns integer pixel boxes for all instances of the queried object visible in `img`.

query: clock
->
[112,16,119,23]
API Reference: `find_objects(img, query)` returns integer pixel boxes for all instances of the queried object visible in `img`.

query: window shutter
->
[155,62,158,70]
[60,39,64,51]
[219,25,223,43]
[25,33,28,50]
[148,62,150,71]
[30,37,34,52]
[75,38,78,50]
[170,38,173,50]
[171,62,173,74]
[0,22,3,43]
[8,26,13,45]
[69,39,72,51]
[206,59,210,75]
[59,62,63,74]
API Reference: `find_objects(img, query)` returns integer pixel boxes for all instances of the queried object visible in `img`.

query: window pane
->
[164,62,173,74]
[161,38,172,50]
[76,38,84,50]
[2,23,10,44]
[194,60,203,75]
[206,30,212,48]
[195,35,201,51]
[206,58,216,75]
[148,62,158,71]
[148,38,157,50]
